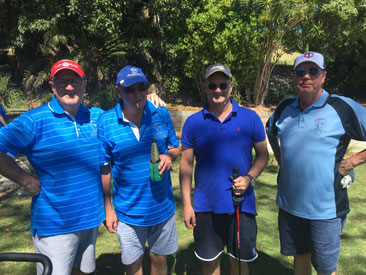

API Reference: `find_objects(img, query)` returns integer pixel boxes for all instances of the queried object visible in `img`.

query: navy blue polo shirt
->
[0,96,105,236]
[181,99,266,214]
[266,90,366,219]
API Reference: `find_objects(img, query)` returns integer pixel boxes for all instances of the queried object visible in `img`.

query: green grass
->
[1,157,366,274]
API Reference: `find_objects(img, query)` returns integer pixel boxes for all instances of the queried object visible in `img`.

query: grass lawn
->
[0,156,365,274]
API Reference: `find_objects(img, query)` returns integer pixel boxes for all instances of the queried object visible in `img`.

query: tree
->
[176,0,318,105]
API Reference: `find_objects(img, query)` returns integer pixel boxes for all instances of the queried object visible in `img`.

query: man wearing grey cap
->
[180,63,269,274]
[266,51,366,275]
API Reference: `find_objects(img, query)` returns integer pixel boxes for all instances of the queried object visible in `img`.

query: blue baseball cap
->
[294,51,326,70]
[116,65,150,87]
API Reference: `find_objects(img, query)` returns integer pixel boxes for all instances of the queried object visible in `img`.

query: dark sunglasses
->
[295,66,320,77]
[124,83,149,94]
[53,78,83,88]
[208,82,229,90]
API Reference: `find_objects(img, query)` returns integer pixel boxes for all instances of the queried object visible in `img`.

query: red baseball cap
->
[49,60,85,81]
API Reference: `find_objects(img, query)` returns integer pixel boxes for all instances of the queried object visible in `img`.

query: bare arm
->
[268,136,281,166]
[0,115,6,127]
[0,151,40,196]
[101,164,117,233]
[339,149,366,175]
[232,139,269,194]
[179,146,196,229]
[158,146,181,174]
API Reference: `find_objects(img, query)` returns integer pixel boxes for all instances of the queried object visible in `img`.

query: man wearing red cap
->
[0,60,104,275]
[0,60,164,275]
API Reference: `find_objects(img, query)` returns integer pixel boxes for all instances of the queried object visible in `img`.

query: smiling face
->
[203,72,233,107]
[293,62,326,103]
[50,70,86,116]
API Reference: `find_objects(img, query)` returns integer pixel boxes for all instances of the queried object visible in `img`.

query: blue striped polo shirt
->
[0,96,105,237]
[266,90,366,219]
[99,99,179,226]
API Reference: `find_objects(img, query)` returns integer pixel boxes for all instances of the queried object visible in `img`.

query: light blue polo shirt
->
[0,96,105,237]
[99,99,179,226]
[266,90,366,219]
[181,99,266,215]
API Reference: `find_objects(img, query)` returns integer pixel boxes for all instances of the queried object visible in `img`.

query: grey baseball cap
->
[203,63,232,80]
[294,51,326,70]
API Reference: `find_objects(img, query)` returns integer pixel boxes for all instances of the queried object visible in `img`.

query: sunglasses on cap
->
[295,66,320,77]
[53,78,83,88]
[124,83,150,94]
[208,82,230,90]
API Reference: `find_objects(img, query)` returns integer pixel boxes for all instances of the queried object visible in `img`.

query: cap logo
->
[304,52,314,58]
[127,67,143,77]
[54,62,79,69]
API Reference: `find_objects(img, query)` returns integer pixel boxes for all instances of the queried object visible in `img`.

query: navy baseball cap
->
[116,65,150,87]
[294,52,326,70]
[203,63,232,80]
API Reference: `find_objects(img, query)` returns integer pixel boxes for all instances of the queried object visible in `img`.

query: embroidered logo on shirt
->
[310,118,326,134]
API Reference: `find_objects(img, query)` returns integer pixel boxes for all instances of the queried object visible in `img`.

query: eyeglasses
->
[53,78,83,88]
[295,66,320,77]
[124,83,149,94]
[208,82,229,90]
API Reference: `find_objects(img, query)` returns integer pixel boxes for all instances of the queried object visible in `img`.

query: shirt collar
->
[48,96,88,117]
[293,89,329,109]
[202,98,238,118]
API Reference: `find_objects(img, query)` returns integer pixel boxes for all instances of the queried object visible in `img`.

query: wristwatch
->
[245,174,256,186]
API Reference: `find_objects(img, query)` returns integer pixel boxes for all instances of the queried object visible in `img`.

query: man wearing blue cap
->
[266,51,366,275]
[99,65,180,275]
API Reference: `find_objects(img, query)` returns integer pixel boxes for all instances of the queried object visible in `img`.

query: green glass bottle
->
[149,139,163,181]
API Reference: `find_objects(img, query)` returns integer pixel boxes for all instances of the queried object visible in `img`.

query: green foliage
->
[87,83,119,111]
[0,74,27,110]
[2,0,366,106]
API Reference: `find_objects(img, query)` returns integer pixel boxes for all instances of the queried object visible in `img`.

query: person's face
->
[203,72,233,106]
[50,70,86,111]
[117,82,149,110]
[293,62,326,97]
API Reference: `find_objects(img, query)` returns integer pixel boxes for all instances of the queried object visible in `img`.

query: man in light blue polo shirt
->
[99,65,180,275]
[0,60,105,275]
[179,63,269,275]
[266,51,366,275]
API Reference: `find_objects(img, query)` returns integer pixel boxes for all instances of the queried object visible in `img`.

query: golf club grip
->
[0,253,52,275]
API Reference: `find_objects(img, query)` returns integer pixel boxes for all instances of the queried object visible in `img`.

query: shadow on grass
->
[96,250,176,275]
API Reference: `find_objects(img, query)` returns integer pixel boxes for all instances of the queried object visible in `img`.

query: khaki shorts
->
[117,214,178,265]
[32,227,98,275]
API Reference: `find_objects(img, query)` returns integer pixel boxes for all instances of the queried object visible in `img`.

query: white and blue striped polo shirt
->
[0,96,105,237]
[99,99,179,226]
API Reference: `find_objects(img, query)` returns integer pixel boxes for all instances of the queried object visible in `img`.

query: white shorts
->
[117,214,178,265]
[32,227,98,275]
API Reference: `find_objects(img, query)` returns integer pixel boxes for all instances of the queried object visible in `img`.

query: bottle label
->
[149,162,163,181]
